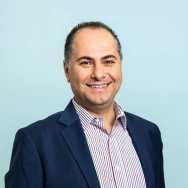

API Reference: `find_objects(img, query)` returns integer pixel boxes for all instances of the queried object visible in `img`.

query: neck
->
[74,98,116,134]
[86,103,116,134]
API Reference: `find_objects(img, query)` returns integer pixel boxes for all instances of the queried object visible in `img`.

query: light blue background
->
[1,0,187,187]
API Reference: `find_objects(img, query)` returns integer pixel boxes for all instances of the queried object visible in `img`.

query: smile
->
[86,83,111,88]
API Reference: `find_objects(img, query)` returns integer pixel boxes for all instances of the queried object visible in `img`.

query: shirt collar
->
[114,102,127,127]
[72,99,95,128]
[72,98,127,130]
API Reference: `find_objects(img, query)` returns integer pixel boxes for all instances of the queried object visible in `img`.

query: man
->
[5,21,165,188]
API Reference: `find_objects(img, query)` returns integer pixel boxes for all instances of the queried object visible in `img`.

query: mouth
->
[86,82,111,89]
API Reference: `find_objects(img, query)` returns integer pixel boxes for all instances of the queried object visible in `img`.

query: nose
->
[91,63,106,80]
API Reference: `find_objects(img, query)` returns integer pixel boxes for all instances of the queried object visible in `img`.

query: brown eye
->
[79,61,92,67]
[104,60,115,65]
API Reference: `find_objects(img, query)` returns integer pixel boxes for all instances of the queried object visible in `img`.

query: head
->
[64,21,123,113]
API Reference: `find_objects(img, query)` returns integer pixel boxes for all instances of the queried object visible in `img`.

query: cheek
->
[69,70,90,85]
[109,68,122,81]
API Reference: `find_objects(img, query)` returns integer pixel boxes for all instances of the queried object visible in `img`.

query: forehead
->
[72,28,118,53]
[73,27,115,40]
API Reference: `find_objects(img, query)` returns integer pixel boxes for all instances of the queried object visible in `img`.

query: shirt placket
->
[108,133,128,188]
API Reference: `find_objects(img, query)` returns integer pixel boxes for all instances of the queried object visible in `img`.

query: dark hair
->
[64,21,123,63]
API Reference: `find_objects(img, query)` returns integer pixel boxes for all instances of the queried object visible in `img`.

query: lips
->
[86,82,111,88]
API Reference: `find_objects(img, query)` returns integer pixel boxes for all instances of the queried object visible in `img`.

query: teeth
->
[89,84,108,88]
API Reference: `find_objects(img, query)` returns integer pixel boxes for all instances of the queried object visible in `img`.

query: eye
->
[79,61,92,67]
[104,60,115,65]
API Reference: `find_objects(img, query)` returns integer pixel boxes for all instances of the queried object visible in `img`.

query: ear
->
[63,62,70,82]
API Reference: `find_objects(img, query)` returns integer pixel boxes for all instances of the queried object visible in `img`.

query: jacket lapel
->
[58,101,100,188]
[126,114,155,188]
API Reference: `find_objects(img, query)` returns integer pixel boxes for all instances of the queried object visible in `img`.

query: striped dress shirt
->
[72,99,146,188]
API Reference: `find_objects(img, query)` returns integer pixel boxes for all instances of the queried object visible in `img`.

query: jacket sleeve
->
[5,129,43,188]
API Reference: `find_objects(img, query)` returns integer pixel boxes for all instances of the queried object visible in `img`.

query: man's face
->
[64,28,122,111]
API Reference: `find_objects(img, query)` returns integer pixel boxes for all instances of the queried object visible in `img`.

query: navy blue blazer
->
[5,101,165,188]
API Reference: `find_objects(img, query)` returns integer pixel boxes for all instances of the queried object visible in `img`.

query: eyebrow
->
[101,55,117,60]
[76,55,117,62]
[76,56,93,62]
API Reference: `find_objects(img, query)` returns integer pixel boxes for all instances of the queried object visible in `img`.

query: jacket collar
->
[58,101,101,188]
[126,113,155,188]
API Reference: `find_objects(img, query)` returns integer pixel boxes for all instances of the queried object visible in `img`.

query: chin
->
[86,97,114,107]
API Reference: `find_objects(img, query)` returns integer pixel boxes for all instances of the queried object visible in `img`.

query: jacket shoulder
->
[16,111,64,141]
[125,111,160,132]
